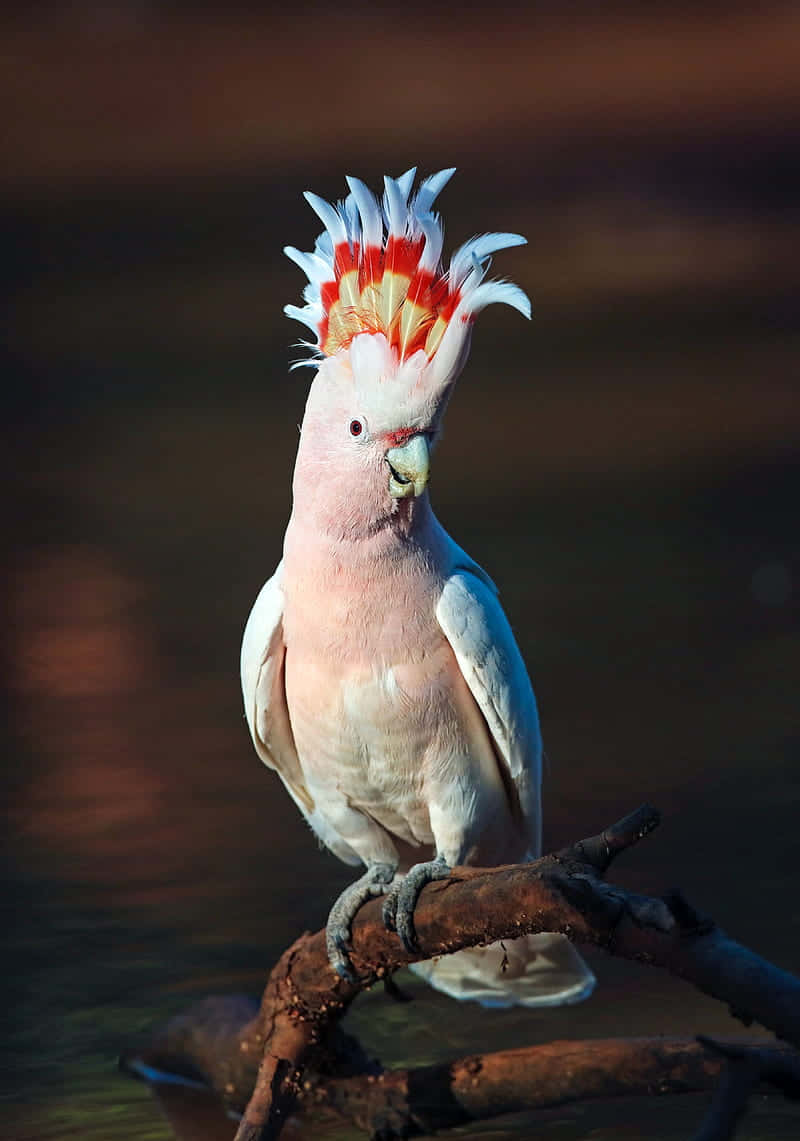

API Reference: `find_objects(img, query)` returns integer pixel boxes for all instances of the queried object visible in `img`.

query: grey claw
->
[326,928,356,981]
[333,956,357,983]
[396,911,418,953]
[395,873,427,951]
[325,863,398,980]
[382,891,398,932]
[387,855,451,955]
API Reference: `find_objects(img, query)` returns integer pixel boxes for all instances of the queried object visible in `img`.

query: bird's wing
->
[240,560,314,816]
[436,565,542,856]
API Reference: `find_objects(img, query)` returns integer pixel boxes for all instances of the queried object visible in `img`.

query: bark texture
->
[120,806,800,1140]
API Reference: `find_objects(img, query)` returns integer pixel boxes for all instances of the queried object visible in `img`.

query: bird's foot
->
[382,854,451,953]
[326,862,397,982]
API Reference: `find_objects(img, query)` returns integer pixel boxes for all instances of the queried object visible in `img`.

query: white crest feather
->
[284,168,531,392]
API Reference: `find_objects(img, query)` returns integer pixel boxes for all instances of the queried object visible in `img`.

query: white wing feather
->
[436,566,542,857]
[240,561,315,817]
[240,563,362,865]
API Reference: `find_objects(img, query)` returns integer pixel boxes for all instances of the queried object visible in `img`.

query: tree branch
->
[121,806,800,1140]
[690,1037,800,1141]
[301,1035,800,1138]
[123,1001,800,1139]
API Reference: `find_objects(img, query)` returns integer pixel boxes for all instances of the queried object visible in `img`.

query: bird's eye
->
[349,419,364,437]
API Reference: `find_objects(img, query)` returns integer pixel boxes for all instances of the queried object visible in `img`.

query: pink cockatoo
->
[241,168,594,1006]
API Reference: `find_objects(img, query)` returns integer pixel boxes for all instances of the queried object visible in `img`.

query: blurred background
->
[3,3,799,1138]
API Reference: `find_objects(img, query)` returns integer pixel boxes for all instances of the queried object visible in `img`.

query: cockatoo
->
[241,168,595,1007]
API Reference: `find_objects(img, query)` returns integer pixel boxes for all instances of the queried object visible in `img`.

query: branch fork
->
[120,805,800,1141]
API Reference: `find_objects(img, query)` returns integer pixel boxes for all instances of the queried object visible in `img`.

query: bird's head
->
[285,168,530,536]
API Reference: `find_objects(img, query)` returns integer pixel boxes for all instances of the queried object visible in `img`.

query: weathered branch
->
[123,1009,798,1138]
[691,1037,800,1141]
[121,806,800,1140]
[232,805,667,1139]
[311,1035,798,1138]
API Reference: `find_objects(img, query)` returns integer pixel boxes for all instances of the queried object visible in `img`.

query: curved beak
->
[386,434,430,499]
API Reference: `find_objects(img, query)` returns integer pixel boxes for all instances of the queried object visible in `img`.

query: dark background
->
[4,3,799,1138]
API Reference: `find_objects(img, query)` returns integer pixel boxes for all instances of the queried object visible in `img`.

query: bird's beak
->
[386,434,430,499]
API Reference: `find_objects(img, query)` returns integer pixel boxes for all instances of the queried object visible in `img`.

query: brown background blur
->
[4,4,799,1139]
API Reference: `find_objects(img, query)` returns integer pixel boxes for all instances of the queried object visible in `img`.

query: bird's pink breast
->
[281,535,453,842]
[279,511,523,865]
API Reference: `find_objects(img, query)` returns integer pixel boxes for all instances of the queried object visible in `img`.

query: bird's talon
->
[397,924,418,954]
[327,935,357,981]
[334,959,357,982]
[388,856,451,954]
[325,862,398,979]
[382,893,398,932]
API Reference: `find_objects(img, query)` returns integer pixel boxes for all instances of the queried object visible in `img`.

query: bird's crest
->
[284,168,530,382]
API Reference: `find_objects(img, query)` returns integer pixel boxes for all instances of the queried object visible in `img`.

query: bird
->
[240,167,595,1007]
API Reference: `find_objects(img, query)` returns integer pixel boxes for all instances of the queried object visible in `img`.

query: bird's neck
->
[284,492,436,575]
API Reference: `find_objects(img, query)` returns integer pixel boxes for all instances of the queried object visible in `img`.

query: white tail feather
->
[410,933,595,1009]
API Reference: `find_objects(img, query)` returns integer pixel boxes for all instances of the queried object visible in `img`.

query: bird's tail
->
[409,934,595,1008]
